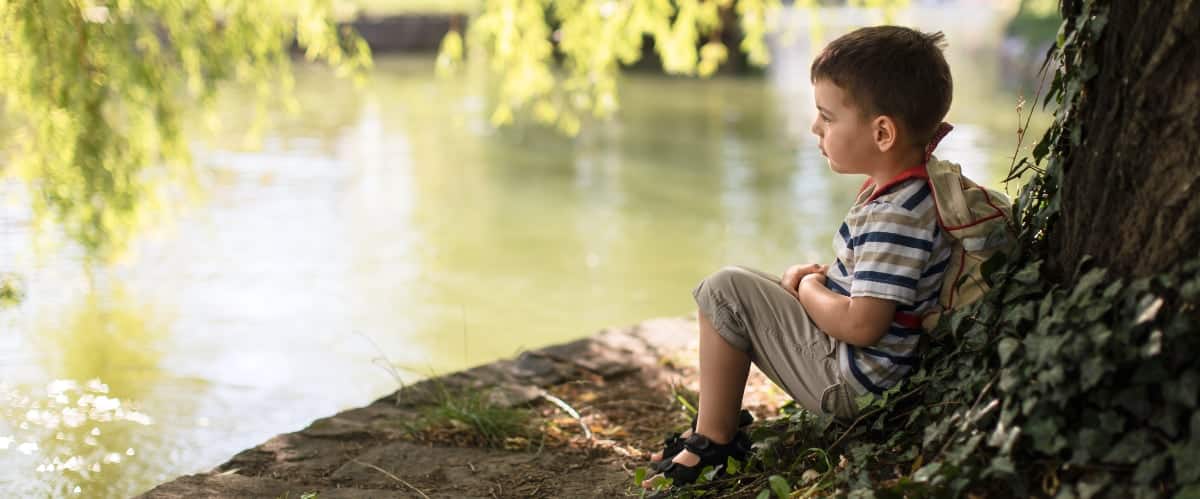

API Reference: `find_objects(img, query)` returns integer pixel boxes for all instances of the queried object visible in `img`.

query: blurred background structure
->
[0,0,1057,496]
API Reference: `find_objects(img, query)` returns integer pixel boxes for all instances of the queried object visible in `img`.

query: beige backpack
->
[917,155,1018,331]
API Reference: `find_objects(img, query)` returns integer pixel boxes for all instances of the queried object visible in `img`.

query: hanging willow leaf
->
[0,0,370,262]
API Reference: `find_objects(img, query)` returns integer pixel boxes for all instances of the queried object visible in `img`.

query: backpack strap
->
[925,122,954,163]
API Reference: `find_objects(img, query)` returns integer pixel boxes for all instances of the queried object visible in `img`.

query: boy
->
[644,25,954,487]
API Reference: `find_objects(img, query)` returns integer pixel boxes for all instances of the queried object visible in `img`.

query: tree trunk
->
[1047,0,1200,281]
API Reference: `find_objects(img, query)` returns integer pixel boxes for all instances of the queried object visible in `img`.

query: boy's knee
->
[700,266,756,296]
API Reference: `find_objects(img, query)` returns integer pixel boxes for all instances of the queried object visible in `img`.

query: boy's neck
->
[867,146,926,188]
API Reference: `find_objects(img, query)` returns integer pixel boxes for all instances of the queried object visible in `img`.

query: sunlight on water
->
[0,379,150,495]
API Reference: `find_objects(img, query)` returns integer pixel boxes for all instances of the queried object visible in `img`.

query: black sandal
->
[656,432,753,486]
[650,409,753,472]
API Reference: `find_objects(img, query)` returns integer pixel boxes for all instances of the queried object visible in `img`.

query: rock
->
[137,473,297,498]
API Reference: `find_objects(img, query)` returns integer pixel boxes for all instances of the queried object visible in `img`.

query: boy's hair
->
[811,26,953,148]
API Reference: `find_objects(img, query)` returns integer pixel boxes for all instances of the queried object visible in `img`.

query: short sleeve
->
[848,201,936,305]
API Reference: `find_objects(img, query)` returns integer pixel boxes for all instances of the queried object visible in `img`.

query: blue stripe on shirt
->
[886,325,923,338]
[851,232,934,251]
[836,258,848,276]
[898,289,941,313]
[861,347,919,366]
[825,278,850,296]
[922,257,950,277]
[846,346,886,394]
[839,223,852,247]
[854,270,918,289]
[902,185,932,210]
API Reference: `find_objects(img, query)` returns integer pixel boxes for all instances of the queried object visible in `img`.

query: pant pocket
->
[819,382,859,421]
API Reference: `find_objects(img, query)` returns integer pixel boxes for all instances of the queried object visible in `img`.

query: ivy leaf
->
[1174,484,1200,499]
[1134,454,1169,484]
[1164,372,1199,408]
[1027,418,1066,454]
[633,467,646,486]
[1071,268,1107,299]
[1181,275,1200,301]
[1089,11,1109,35]
[768,475,791,498]
[1077,473,1111,499]
[1074,428,1110,463]
[1007,301,1036,323]
[980,251,1008,285]
[1013,262,1042,284]
[997,338,1020,366]
[701,464,720,482]
[1080,356,1108,390]
[1082,300,1111,322]
[1098,411,1126,434]
[1046,72,1065,108]
[1169,413,1200,483]
[988,421,1021,454]
[755,490,771,499]
[1103,430,1156,464]
[725,456,741,475]
[912,462,943,483]
[987,456,1015,476]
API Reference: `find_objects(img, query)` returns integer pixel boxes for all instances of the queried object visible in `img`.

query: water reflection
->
[1,285,174,497]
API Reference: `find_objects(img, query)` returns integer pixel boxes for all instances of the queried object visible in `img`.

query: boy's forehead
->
[813,79,855,110]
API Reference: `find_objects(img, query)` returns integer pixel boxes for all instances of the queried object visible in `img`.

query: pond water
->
[0,5,1050,497]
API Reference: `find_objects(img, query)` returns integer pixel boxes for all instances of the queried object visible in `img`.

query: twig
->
[1006,60,1052,184]
[934,374,999,461]
[827,386,923,451]
[352,330,409,405]
[350,459,431,499]
[590,399,671,410]
[541,391,593,440]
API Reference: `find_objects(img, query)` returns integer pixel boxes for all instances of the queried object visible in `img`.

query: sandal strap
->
[682,433,750,460]
[652,409,754,470]
[659,431,754,486]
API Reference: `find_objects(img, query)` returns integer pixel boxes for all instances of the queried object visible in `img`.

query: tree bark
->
[1047,0,1200,281]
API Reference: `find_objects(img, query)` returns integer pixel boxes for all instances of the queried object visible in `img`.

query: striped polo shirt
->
[825,177,951,395]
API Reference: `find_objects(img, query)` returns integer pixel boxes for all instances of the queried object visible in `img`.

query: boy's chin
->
[826,159,866,176]
[826,159,851,174]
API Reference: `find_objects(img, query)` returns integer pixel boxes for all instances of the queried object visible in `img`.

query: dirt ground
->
[137,317,791,498]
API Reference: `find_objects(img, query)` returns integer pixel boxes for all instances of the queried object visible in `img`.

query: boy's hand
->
[801,271,827,286]
[782,263,827,298]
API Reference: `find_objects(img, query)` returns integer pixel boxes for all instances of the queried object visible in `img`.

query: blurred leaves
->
[0,0,370,263]
[438,0,783,136]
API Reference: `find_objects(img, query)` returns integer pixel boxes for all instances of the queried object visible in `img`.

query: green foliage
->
[0,0,370,263]
[0,273,23,307]
[438,0,784,136]
[1005,0,1061,46]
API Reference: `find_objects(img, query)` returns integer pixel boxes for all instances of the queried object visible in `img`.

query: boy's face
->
[810,79,879,175]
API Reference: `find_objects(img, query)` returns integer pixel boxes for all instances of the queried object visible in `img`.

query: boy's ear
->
[872,115,898,152]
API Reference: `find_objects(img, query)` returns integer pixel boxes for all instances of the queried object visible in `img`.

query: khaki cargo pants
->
[693,266,860,420]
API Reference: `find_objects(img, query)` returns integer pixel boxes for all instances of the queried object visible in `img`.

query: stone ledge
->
[138,316,701,498]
